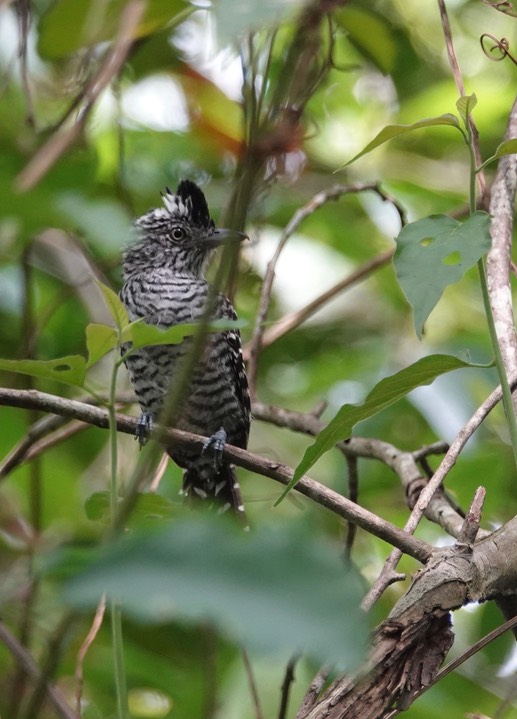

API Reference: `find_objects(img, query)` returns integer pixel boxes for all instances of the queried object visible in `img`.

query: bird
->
[120,180,250,519]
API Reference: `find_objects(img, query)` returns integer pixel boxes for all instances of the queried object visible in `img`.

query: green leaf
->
[95,281,129,333]
[335,7,397,74]
[342,114,461,167]
[38,0,190,59]
[121,319,245,351]
[213,0,306,46]
[492,138,517,160]
[394,212,492,338]
[456,93,477,126]
[0,356,86,387]
[279,354,486,503]
[85,492,178,525]
[58,517,368,666]
[86,323,118,368]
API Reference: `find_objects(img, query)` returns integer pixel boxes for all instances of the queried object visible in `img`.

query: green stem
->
[107,358,129,719]
[111,601,128,719]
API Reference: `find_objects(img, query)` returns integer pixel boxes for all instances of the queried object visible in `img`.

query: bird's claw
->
[202,427,227,469]
[135,412,153,448]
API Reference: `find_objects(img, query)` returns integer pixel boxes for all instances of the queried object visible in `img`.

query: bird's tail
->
[182,464,247,526]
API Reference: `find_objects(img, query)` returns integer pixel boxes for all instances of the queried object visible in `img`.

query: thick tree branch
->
[305,515,517,719]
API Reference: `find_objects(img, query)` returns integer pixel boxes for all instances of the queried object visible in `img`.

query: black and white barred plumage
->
[120,180,250,518]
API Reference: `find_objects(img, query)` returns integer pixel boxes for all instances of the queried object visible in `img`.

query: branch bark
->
[305,516,517,719]
[486,94,517,412]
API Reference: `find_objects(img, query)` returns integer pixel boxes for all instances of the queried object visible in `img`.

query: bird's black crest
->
[176,180,213,229]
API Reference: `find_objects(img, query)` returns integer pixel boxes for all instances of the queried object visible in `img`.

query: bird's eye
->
[171,227,185,241]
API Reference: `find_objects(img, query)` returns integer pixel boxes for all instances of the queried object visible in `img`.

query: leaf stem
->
[111,601,128,719]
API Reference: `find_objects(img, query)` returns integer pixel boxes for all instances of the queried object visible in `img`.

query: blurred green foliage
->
[1,0,517,717]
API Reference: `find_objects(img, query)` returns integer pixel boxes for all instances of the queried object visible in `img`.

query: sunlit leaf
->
[394,212,492,337]
[456,94,477,126]
[280,354,487,502]
[491,138,517,160]
[58,517,368,666]
[342,114,461,167]
[0,356,86,387]
[86,323,118,368]
[0,356,87,387]
[95,281,129,333]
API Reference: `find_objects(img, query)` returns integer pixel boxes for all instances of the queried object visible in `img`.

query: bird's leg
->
[202,427,227,470]
[135,411,153,447]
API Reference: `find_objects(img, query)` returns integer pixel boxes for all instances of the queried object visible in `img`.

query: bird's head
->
[123,180,247,278]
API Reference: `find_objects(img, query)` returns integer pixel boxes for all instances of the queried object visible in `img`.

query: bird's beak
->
[207,229,249,247]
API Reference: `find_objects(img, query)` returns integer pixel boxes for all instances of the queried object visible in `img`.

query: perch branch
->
[0,387,431,562]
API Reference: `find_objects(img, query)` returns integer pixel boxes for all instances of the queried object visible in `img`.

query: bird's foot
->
[135,412,153,448]
[202,427,227,469]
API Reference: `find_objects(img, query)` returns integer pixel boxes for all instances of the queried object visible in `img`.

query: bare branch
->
[243,249,394,361]
[246,183,404,394]
[278,656,299,719]
[362,377,508,610]
[437,0,488,202]
[0,387,432,562]
[487,94,517,404]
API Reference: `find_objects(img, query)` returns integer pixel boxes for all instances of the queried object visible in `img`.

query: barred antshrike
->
[120,180,250,518]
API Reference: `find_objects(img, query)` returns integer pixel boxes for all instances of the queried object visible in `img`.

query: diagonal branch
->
[246,183,405,395]
[0,621,77,719]
[15,0,146,191]
[0,387,432,562]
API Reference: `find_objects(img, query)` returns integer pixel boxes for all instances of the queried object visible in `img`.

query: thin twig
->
[278,656,298,719]
[344,455,358,560]
[24,612,77,719]
[362,376,513,610]
[16,0,35,128]
[246,184,405,393]
[0,621,78,719]
[457,486,486,546]
[242,649,264,719]
[15,0,146,191]
[75,597,106,718]
[437,0,488,202]
[243,248,394,360]
[251,403,472,542]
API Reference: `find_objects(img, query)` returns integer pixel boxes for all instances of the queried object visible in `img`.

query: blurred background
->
[1,0,517,717]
